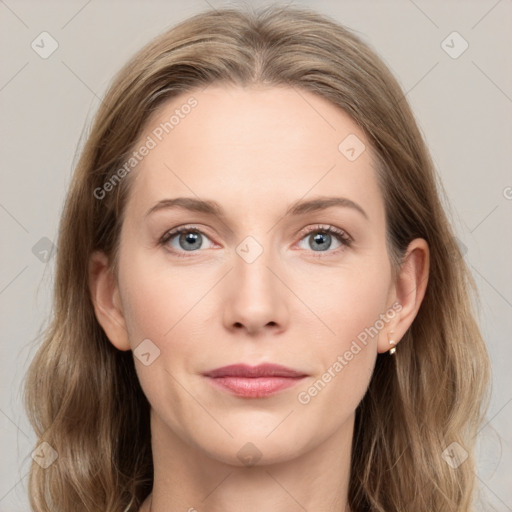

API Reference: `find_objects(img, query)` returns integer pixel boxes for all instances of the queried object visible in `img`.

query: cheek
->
[291,258,391,347]
[119,250,208,343]
[292,261,389,407]
[294,277,383,432]
[337,270,390,342]
[118,256,206,416]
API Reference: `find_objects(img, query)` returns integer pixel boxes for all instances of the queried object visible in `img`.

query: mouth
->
[202,363,308,398]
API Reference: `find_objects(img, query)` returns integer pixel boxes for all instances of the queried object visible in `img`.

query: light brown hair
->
[23,4,491,511]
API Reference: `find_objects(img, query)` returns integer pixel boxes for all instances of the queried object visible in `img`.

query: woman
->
[23,4,491,511]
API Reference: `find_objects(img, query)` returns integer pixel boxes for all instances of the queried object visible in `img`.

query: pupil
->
[312,232,330,251]
[181,232,201,251]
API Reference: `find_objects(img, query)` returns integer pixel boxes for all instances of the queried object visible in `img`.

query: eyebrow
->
[145,195,369,221]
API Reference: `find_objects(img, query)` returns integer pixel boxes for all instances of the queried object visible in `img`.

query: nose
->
[221,241,290,336]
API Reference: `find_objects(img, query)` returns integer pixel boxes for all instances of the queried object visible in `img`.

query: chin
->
[195,428,312,469]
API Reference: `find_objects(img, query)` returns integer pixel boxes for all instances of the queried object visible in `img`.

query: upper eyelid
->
[307,224,351,237]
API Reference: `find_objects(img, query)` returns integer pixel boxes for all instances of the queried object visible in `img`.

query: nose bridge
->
[234,232,277,297]
[223,230,288,333]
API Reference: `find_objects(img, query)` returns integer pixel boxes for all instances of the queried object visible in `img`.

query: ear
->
[88,250,131,351]
[378,238,430,354]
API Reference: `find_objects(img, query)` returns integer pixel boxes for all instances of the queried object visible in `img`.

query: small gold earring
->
[388,331,397,355]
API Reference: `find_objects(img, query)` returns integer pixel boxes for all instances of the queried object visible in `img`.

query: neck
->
[142,409,354,512]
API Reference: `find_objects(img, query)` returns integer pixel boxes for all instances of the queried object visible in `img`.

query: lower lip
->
[205,376,306,398]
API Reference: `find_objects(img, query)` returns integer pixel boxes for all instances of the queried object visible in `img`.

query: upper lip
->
[203,363,307,378]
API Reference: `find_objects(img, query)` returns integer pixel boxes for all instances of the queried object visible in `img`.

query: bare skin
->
[89,84,429,512]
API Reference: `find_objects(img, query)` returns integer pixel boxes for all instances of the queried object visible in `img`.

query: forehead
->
[143,84,366,161]
[124,84,383,224]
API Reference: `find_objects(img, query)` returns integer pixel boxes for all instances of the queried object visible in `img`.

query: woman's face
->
[101,84,402,466]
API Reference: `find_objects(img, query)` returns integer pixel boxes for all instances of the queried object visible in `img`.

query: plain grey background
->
[1,0,511,510]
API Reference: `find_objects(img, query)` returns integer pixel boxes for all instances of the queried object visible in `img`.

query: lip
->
[203,364,308,398]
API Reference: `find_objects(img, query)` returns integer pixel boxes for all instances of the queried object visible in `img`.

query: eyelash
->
[159,224,353,258]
